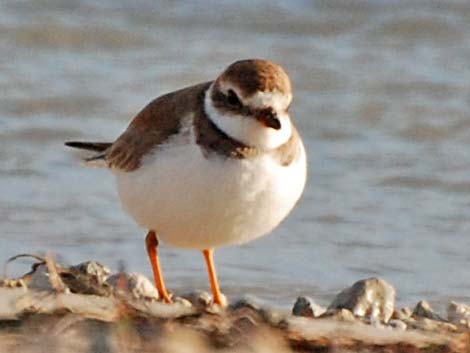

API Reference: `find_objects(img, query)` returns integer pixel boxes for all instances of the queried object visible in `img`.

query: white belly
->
[114,138,307,250]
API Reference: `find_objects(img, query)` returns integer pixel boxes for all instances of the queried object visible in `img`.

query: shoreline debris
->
[0,255,468,352]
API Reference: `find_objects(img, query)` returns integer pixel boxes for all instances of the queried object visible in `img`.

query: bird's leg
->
[203,249,227,306]
[145,230,172,303]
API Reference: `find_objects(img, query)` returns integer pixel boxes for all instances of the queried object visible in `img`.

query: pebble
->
[0,278,27,289]
[106,272,159,300]
[327,277,396,323]
[392,307,412,320]
[406,317,458,332]
[321,308,357,323]
[412,300,444,321]
[388,319,407,331]
[230,297,262,312]
[229,297,281,326]
[447,301,470,327]
[173,296,193,308]
[69,261,111,282]
[179,290,212,308]
[62,260,113,296]
[292,296,326,318]
[260,308,285,326]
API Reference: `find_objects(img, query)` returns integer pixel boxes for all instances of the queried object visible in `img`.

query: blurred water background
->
[1,0,469,310]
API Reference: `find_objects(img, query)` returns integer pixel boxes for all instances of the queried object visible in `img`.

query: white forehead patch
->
[217,81,292,112]
[244,91,292,111]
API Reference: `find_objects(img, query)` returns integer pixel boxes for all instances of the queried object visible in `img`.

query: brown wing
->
[106,81,212,172]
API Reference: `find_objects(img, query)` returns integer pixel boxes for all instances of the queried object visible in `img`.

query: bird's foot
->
[213,292,228,307]
[158,290,173,304]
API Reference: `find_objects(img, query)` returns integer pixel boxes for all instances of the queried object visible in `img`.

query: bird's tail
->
[65,141,112,166]
[65,141,112,152]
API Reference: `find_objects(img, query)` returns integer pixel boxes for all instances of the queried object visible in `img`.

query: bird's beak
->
[255,110,281,130]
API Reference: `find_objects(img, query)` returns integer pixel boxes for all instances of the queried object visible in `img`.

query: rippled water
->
[1,1,470,309]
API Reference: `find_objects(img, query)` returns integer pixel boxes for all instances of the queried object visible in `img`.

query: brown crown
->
[215,59,292,97]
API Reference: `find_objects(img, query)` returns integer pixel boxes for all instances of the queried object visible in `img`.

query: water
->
[1,0,470,310]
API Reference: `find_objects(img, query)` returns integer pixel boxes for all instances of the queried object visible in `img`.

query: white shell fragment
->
[327,277,396,323]
[448,301,470,328]
[106,272,159,300]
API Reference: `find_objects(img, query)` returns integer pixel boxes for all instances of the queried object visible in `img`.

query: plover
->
[66,59,307,306]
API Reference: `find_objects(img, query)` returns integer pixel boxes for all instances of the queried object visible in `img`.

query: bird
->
[66,59,307,306]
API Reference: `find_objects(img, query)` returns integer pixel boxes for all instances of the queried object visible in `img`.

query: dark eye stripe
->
[210,86,254,116]
[227,89,242,107]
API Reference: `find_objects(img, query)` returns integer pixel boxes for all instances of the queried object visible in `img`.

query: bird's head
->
[205,59,293,150]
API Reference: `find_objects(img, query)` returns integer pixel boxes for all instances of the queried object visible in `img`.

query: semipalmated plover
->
[66,59,307,306]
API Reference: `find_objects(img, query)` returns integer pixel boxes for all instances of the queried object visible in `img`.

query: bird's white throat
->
[204,85,292,150]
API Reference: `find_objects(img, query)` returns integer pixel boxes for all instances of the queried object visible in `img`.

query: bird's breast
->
[115,134,307,250]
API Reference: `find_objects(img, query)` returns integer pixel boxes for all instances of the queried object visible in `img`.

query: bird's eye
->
[227,89,241,107]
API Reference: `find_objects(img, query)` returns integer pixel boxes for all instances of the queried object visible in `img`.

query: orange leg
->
[145,231,172,303]
[203,249,227,306]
